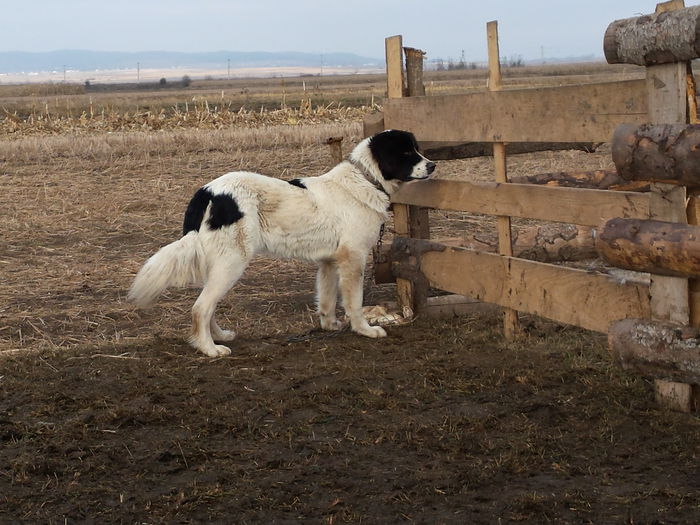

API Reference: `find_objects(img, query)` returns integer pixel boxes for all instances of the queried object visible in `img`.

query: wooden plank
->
[688,190,700,326]
[385,35,404,99]
[385,35,414,318]
[418,246,650,333]
[404,47,426,96]
[647,60,690,326]
[649,184,689,324]
[656,0,685,13]
[654,380,696,413]
[383,79,648,144]
[647,63,686,123]
[424,295,498,318]
[392,180,650,227]
[487,21,502,91]
[393,202,414,318]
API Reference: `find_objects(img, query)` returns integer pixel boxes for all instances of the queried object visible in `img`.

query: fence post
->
[487,21,521,339]
[386,36,430,318]
[647,0,694,410]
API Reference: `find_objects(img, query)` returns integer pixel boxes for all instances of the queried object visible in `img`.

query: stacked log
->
[596,218,700,278]
[612,123,700,187]
[604,5,700,66]
[609,319,700,384]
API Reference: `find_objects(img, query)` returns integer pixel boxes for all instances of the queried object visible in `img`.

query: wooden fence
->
[374,1,700,411]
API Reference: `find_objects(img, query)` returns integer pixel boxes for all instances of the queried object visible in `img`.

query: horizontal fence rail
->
[384,79,648,144]
[397,241,651,333]
[391,179,651,227]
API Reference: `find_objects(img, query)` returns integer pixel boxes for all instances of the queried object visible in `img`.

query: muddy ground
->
[2,127,700,524]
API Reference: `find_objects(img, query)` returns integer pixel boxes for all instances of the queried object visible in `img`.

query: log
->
[604,5,700,66]
[609,318,700,385]
[596,218,700,277]
[612,123,700,187]
[374,224,596,284]
[404,47,426,97]
[508,169,650,191]
[459,224,596,263]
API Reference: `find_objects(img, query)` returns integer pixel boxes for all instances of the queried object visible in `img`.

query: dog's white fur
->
[128,131,433,357]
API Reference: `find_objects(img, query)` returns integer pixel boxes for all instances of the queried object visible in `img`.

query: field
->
[2,66,700,524]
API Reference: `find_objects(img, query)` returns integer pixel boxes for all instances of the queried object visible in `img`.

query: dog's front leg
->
[317,261,342,330]
[337,252,386,338]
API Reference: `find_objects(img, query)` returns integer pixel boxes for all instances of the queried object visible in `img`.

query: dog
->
[128,129,435,357]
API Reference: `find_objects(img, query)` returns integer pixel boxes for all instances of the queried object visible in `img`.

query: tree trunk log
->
[612,123,700,187]
[604,5,700,66]
[374,224,595,284]
[609,319,700,384]
[597,218,700,277]
[508,169,649,191]
[404,47,426,97]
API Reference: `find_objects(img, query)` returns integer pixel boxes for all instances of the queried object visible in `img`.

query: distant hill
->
[0,50,382,73]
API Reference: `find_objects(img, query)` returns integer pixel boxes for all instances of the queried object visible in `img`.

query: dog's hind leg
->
[210,317,236,342]
[317,261,342,330]
[190,259,247,357]
[336,249,386,338]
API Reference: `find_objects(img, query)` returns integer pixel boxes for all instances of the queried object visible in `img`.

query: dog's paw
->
[199,344,232,358]
[213,329,237,342]
[320,318,344,331]
[355,325,387,338]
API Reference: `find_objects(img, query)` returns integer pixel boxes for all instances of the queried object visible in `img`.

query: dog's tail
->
[127,231,207,307]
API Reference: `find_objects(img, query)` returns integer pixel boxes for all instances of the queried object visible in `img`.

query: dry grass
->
[0,121,362,352]
[0,103,370,136]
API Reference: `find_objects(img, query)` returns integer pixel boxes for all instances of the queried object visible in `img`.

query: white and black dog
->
[128,129,435,357]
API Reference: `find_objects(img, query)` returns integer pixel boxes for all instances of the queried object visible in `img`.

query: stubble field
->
[2,67,700,524]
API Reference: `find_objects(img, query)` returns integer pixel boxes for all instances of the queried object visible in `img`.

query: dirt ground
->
[2,125,700,524]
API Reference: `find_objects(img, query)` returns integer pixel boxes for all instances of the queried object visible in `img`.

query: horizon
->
[2,1,689,65]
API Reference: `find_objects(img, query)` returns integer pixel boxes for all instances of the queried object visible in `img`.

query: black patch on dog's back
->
[208,193,243,230]
[182,187,244,235]
[183,188,212,235]
[288,178,307,189]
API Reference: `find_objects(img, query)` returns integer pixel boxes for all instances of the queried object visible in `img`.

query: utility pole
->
[137,62,140,84]
[63,65,66,83]
[227,58,230,80]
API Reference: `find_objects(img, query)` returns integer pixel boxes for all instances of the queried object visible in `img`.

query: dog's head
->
[369,129,436,182]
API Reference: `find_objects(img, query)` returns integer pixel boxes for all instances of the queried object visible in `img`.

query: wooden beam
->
[604,5,700,66]
[423,295,498,318]
[648,183,689,324]
[385,35,404,98]
[385,35,415,318]
[404,47,426,97]
[392,179,650,227]
[646,53,690,326]
[383,79,648,144]
[400,243,650,334]
[488,20,520,339]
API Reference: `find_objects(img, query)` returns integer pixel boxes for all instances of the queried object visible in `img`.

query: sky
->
[1,1,692,62]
